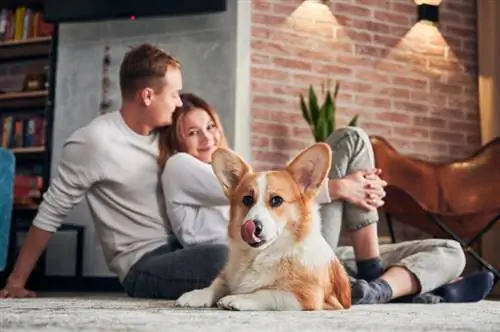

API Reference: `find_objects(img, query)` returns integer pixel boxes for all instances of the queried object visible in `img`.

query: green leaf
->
[348,114,359,127]
[333,81,340,101]
[322,91,334,137]
[308,85,320,126]
[314,113,330,142]
[300,94,312,126]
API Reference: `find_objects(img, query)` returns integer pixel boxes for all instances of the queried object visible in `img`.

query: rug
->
[1,295,499,332]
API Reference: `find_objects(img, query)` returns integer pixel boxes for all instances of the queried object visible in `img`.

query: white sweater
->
[33,111,172,282]
[162,153,331,248]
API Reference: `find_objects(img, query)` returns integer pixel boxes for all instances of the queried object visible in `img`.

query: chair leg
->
[426,212,500,284]
[386,212,397,243]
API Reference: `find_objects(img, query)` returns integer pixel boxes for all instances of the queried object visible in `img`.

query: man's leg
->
[336,238,466,304]
[322,127,383,280]
[122,241,228,299]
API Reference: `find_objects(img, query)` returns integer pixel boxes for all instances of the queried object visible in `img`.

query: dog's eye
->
[242,195,254,207]
[269,195,284,208]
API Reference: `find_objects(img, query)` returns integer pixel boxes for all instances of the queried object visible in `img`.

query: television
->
[42,0,227,23]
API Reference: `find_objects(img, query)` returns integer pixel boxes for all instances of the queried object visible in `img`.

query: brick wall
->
[250,0,479,166]
[250,0,479,240]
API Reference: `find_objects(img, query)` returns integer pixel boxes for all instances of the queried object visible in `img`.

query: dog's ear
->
[285,143,332,199]
[211,148,252,197]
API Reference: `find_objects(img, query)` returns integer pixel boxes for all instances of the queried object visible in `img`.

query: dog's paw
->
[175,288,215,308]
[216,295,263,311]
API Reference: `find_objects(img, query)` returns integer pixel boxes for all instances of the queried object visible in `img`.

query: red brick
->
[393,101,429,114]
[414,116,446,128]
[273,57,312,71]
[376,112,411,124]
[373,10,411,26]
[355,96,391,109]
[270,138,308,152]
[333,3,372,17]
[393,127,429,139]
[429,130,465,143]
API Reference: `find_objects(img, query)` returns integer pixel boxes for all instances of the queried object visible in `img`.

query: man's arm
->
[1,132,103,297]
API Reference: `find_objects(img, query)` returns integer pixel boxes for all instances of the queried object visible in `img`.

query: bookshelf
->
[0,0,58,286]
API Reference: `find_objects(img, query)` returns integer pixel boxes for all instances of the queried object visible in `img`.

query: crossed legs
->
[321,127,470,304]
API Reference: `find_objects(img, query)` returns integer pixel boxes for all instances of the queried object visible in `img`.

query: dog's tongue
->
[241,220,260,244]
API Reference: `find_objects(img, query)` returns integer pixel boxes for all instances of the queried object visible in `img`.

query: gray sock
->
[351,278,393,305]
[412,293,446,304]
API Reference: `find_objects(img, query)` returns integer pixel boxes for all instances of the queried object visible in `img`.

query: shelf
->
[0,36,52,62]
[11,146,45,154]
[0,90,48,109]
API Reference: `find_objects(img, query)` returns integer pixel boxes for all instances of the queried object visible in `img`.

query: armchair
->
[370,136,500,283]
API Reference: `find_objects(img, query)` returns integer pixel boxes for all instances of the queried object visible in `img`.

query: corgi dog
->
[175,143,352,311]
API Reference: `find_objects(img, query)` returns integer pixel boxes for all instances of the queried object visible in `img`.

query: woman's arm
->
[166,202,229,248]
[162,153,229,206]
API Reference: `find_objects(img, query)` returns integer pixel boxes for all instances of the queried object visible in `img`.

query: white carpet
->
[1,295,499,332]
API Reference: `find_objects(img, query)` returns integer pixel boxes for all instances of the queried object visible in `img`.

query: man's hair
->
[119,43,181,99]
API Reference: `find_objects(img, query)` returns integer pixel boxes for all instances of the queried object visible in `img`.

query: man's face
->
[144,67,183,128]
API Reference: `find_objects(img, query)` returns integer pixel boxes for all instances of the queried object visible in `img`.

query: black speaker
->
[42,0,227,23]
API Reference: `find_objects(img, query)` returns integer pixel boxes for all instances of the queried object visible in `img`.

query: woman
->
[158,92,494,305]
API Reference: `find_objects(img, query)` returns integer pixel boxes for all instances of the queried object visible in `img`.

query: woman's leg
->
[322,126,383,280]
[122,241,228,299]
[337,238,467,304]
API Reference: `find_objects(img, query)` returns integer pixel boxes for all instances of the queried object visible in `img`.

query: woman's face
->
[180,108,221,163]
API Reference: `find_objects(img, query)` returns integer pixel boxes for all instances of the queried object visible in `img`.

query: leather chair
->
[0,148,15,272]
[370,135,500,282]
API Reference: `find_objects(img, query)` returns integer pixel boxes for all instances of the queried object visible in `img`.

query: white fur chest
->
[224,232,335,295]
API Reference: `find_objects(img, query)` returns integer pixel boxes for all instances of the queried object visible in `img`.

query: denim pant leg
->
[122,241,229,299]
[320,127,380,250]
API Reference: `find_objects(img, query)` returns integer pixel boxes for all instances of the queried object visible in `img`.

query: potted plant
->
[300,80,358,142]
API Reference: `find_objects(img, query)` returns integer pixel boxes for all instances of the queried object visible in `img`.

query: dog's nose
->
[253,219,263,236]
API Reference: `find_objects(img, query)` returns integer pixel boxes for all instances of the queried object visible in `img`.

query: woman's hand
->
[336,168,387,211]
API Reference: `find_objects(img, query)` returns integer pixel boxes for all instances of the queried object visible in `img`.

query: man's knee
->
[324,127,375,168]
[325,126,370,148]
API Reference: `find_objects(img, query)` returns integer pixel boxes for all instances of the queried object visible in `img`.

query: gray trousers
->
[322,127,466,294]
[122,127,466,299]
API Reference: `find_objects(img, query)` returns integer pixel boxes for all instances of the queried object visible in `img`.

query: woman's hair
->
[157,92,228,171]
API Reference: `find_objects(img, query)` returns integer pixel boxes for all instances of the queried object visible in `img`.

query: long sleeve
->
[162,153,229,206]
[166,202,228,248]
[32,131,104,232]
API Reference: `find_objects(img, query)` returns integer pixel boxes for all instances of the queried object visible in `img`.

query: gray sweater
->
[33,111,171,282]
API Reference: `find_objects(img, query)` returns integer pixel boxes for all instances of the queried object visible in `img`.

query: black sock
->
[356,257,386,281]
[351,278,393,305]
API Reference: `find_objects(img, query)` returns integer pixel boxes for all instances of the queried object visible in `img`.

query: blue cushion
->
[0,148,15,271]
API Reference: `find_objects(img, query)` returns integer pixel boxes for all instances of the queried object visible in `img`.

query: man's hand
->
[334,168,387,211]
[0,279,36,298]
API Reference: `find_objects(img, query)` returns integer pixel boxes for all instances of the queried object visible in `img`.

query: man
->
[0,43,200,297]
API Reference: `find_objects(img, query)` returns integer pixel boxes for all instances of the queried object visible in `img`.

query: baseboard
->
[27,276,124,293]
